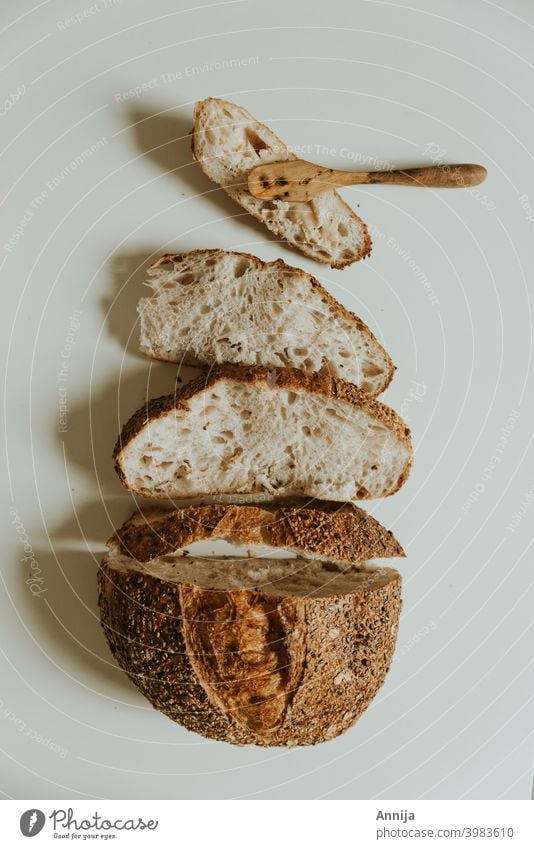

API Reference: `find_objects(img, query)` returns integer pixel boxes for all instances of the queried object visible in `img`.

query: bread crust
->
[147,249,395,394]
[98,555,401,746]
[112,502,405,563]
[191,97,372,269]
[113,363,412,499]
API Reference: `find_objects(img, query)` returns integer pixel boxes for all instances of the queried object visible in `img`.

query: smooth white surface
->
[1,0,533,800]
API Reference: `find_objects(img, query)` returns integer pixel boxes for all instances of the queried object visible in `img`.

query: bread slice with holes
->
[139,250,394,395]
[98,503,402,746]
[191,98,371,268]
[114,364,412,502]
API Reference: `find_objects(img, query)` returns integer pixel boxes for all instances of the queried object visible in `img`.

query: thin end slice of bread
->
[139,250,395,396]
[191,98,372,268]
[114,364,412,502]
[99,512,402,746]
[112,502,405,564]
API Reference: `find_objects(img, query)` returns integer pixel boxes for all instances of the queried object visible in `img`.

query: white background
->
[1,0,533,800]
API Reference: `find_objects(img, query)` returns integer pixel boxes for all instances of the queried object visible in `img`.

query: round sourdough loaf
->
[98,504,402,746]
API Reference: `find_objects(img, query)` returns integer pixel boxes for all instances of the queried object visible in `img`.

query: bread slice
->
[99,505,402,746]
[114,502,405,564]
[139,250,394,396]
[191,97,372,268]
[113,364,412,502]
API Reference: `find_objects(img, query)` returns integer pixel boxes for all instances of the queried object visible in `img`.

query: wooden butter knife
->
[248,159,487,202]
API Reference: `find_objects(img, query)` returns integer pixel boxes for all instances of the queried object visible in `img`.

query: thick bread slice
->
[139,250,394,396]
[114,364,412,502]
[99,538,401,746]
[113,503,405,564]
[191,98,372,268]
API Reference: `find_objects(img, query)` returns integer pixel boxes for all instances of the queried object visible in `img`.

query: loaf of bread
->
[191,98,372,268]
[99,504,402,746]
[98,94,414,748]
[114,364,413,502]
[139,250,394,395]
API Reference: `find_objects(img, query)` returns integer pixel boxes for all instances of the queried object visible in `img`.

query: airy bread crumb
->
[191,98,372,268]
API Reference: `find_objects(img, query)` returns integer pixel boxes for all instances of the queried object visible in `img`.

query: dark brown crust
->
[180,586,307,736]
[98,560,401,746]
[114,503,405,563]
[114,363,412,497]
[191,98,372,269]
[147,249,395,395]
[113,363,412,499]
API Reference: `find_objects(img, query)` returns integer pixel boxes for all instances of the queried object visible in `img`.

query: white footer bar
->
[1,799,533,847]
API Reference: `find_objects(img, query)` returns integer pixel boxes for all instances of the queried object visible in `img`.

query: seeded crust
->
[146,250,395,393]
[98,555,401,746]
[191,97,372,269]
[113,502,405,564]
